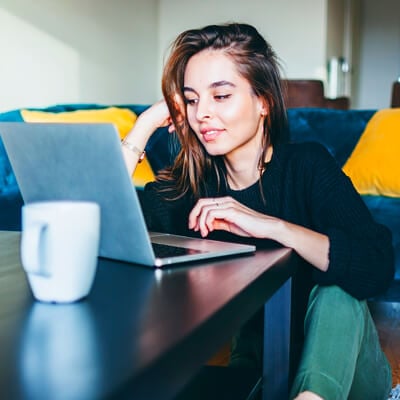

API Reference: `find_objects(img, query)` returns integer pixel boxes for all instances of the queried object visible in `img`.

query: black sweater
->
[139,142,394,300]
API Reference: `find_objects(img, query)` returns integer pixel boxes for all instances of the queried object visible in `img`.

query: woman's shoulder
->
[276,141,332,157]
[267,142,343,186]
[273,142,338,168]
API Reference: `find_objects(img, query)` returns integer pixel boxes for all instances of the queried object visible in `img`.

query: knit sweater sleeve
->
[301,143,394,299]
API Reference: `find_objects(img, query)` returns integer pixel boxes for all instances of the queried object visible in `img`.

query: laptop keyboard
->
[152,242,203,258]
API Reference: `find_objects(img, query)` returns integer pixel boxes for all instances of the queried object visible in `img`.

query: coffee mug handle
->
[21,222,51,277]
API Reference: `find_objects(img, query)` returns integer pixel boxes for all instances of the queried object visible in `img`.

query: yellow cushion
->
[342,108,400,197]
[21,108,155,187]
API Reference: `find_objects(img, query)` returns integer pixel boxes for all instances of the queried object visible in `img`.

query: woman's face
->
[183,50,266,162]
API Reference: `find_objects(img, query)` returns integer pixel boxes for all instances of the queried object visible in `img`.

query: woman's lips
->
[201,129,224,142]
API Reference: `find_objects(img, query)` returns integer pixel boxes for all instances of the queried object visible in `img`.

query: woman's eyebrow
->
[210,80,236,89]
[183,86,196,94]
[183,81,236,93]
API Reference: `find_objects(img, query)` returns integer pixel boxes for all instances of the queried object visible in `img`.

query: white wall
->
[1,0,396,112]
[0,0,159,112]
[356,0,400,109]
[0,0,330,113]
[158,0,328,88]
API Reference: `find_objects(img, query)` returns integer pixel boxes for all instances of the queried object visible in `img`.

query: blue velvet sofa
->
[0,105,399,300]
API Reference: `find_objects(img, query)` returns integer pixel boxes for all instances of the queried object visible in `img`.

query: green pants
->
[230,285,392,400]
[290,285,391,399]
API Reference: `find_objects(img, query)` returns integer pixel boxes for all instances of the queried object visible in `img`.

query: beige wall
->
[0,0,159,112]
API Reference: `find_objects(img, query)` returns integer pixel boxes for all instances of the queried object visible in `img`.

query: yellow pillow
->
[21,107,155,187]
[342,108,400,197]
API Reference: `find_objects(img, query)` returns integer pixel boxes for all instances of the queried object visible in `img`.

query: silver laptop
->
[0,122,255,267]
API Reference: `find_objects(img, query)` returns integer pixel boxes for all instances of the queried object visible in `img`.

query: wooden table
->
[0,231,295,400]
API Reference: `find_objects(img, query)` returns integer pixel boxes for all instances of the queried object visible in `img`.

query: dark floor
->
[369,300,400,385]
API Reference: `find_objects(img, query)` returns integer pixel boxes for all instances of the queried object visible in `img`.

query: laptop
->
[0,122,255,267]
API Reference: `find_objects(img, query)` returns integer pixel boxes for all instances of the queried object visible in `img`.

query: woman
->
[121,23,394,400]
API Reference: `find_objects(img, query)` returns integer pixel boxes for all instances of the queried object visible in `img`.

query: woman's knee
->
[305,285,367,338]
[308,285,366,318]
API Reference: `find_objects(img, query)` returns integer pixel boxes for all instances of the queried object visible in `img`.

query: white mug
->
[21,201,101,303]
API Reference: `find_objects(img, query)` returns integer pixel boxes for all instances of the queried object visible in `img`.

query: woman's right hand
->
[121,99,178,177]
[131,99,175,140]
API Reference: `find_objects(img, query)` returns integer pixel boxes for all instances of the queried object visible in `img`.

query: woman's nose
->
[195,98,212,120]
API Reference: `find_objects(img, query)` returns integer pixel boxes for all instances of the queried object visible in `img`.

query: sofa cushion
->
[342,108,400,197]
[287,108,376,167]
[21,107,138,137]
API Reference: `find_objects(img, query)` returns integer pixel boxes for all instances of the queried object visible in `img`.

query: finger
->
[203,207,232,233]
[188,201,202,230]
[196,199,225,235]
[204,206,257,237]
[188,198,217,230]
[188,197,234,232]
[158,114,173,128]
[212,219,251,237]
[198,203,231,236]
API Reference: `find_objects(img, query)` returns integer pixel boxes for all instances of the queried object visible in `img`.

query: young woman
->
[121,23,394,400]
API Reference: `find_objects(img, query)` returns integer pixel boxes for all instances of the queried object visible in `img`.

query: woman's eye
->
[184,98,198,105]
[214,94,231,101]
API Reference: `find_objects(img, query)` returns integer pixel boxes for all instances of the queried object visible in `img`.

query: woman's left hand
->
[188,196,279,238]
[188,196,330,271]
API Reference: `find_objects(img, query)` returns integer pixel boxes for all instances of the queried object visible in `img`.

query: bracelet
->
[121,139,146,163]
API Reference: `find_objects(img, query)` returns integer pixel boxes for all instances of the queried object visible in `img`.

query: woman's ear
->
[259,98,269,117]
[260,104,268,117]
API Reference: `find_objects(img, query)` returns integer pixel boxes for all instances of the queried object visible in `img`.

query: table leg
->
[262,278,292,400]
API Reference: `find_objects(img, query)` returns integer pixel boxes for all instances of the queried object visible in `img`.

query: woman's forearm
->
[122,117,154,176]
[274,219,330,271]
[122,100,173,177]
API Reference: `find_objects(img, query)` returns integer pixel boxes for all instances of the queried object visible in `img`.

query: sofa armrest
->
[282,79,350,110]
[324,97,350,110]
[391,82,400,108]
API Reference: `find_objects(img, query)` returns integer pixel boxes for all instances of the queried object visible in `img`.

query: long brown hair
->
[159,23,288,199]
